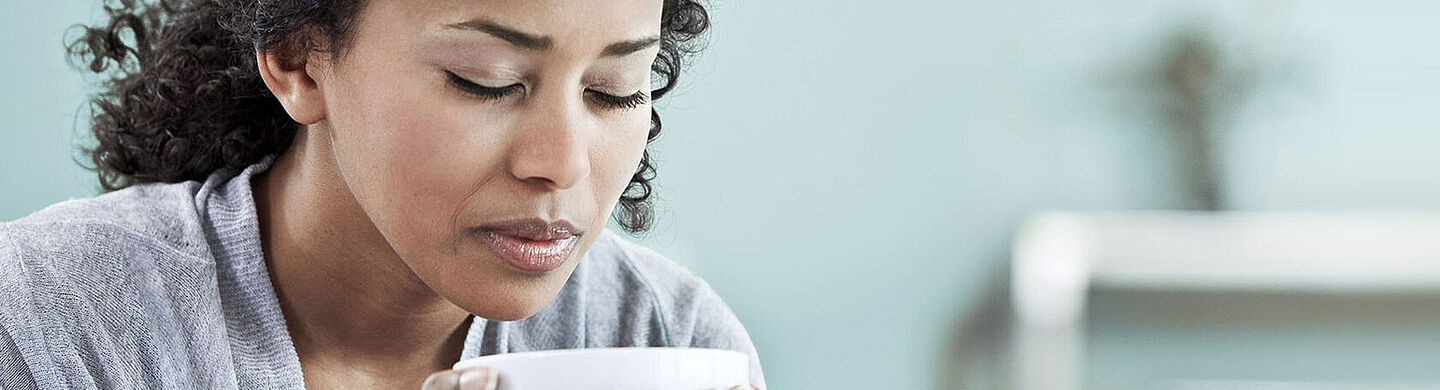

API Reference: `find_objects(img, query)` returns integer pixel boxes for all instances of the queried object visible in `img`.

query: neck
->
[254,126,472,374]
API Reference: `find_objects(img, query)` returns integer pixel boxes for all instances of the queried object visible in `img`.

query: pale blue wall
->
[5,1,1440,390]
[1221,0,1440,210]
[1,0,99,219]
[628,1,1440,389]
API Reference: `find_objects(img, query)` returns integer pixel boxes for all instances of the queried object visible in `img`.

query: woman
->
[0,0,764,388]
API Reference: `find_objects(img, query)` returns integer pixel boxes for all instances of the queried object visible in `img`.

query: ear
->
[257,50,327,125]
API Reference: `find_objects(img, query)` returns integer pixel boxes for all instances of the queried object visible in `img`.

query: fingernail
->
[458,367,497,390]
[421,370,460,390]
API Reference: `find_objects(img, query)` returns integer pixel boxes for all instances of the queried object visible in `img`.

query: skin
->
[254,0,662,388]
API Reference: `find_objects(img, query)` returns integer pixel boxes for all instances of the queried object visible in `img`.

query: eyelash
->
[446,71,523,101]
[588,89,650,110]
[445,71,649,110]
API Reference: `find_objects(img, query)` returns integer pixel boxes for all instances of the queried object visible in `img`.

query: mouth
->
[475,218,583,273]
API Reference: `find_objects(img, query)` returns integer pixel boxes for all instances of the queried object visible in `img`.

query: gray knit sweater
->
[0,159,764,389]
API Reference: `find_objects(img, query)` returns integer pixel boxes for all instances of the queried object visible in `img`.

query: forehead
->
[372,0,665,44]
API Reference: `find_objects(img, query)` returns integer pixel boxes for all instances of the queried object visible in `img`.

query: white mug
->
[452,347,749,390]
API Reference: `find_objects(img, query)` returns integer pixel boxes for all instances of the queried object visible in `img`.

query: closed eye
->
[586,89,649,110]
[446,71,524,101]
[446,70,647,110]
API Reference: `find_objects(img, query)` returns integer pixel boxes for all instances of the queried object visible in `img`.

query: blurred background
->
[4,0,1440,389]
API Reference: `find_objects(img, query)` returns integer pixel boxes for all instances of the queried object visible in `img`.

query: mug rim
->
[452,347,746,370]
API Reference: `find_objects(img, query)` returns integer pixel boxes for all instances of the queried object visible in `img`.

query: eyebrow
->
[446,19,553,50]
[445,18,661,57]
[601,36,662,57]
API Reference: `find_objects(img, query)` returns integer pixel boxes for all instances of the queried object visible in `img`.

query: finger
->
[421,369,460,390]
[457,366,498,390]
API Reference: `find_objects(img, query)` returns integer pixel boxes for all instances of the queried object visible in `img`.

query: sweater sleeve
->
[667,279,767,390]
[0,324,40,390]
[602,232,768,389]
[0,232,41,390]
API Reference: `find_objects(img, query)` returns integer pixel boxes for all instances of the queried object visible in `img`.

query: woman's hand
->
[421,366,497,390]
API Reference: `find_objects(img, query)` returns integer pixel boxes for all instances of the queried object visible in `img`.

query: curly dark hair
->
[68,0,709,233]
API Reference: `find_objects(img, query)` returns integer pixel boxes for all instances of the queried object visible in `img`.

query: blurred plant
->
[1148,1,1308,211]
[1152,16,1313,211]
[1158,28,1243,211]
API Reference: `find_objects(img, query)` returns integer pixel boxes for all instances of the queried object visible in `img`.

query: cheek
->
[590,110,652,217]
[324,69,502,259]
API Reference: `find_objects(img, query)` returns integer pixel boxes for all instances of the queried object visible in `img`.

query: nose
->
[507,89,591,191]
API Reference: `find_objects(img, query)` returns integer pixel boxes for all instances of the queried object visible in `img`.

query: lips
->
[475,219,583,272]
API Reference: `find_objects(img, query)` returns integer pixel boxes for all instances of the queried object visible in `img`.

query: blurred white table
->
[1010,212,1440,390]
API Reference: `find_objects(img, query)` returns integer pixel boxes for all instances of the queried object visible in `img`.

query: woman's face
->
[314,0,662,320]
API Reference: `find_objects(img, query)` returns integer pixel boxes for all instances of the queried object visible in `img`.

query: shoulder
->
[573,231,733,340]
[0,182,218,378]
[0,179,218,309]
[2,181,211,258]
[0,182,215,293]
[564,231,766,386]
[0,178,219,300]
[582,231,719,316]
[0,181,236,388]
[1,181,213,266]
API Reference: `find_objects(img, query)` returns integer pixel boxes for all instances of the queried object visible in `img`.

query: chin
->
[481,308,541,322]
[420,244,578,321]
[443,283,565,321]
[468,298,552,321]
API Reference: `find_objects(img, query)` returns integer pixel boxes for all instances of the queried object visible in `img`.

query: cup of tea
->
[452,347,749,390]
